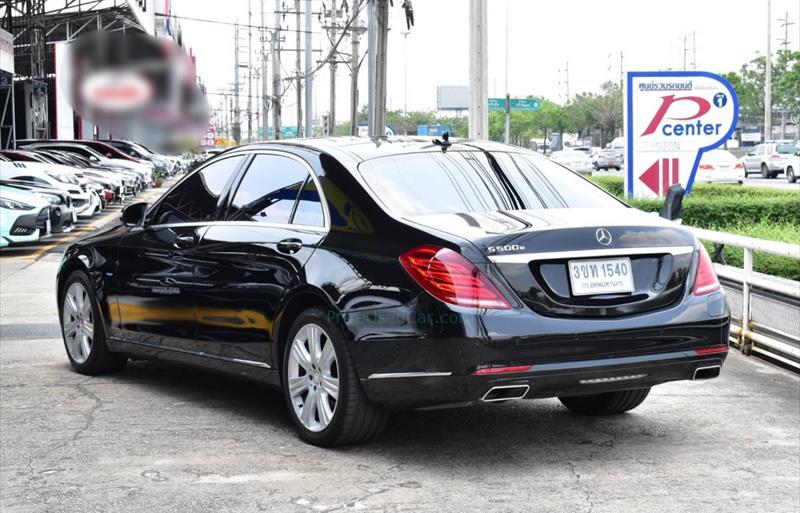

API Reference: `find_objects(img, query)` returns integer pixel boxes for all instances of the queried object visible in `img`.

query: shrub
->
[588,176,800,280]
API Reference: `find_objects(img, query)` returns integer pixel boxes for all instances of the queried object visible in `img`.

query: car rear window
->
[776,144,798,154]
[358,151,623,216]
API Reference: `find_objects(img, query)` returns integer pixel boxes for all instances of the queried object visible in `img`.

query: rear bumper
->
[346,291,730,409]
[360,349,727,409]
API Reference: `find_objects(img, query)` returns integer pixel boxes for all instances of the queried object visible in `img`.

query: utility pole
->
[305,0,314,137]
[350,12,364,136]
[247,0,253,142]
[367,0,375,135]
[295,0,303,136]
[468,0,488,140]
[325,5,339,136]
[765,0,772,142]
[503,1,510,144]
[778,12,794,50]
[682,35,687,71]
[261,0,269,141]
[619,51,624,90]
[692,31,697,70]
[233,22,241,144]
[402,31,410,115]
[272,0,282,139]
[370,0,389,137]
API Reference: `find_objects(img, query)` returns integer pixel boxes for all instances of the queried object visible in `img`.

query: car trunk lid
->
[404,208,697,317]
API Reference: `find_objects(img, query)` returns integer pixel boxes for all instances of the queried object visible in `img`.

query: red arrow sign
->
[639,158,679,195]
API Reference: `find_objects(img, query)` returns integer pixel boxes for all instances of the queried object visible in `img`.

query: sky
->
[172,0,800,131]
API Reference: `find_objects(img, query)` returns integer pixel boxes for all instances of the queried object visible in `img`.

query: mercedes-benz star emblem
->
[595,228,613,246]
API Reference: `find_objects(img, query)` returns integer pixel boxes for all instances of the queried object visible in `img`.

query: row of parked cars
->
[549,140,800,184]
[0,139,196,248]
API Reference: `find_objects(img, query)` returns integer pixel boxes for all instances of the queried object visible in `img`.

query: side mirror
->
[661,184,685,221]
[121,202,148,226]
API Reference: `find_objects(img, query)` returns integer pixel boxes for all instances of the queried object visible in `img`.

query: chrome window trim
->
[488,245,695,264]
[144,149,331,234]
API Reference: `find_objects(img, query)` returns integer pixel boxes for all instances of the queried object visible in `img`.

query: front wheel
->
[787,166,797,183]
[282,308,387,446]
[558,387,651,415]
[60,272,126,375]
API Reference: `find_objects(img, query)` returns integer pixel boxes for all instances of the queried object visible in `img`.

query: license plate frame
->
[568,257,635,296]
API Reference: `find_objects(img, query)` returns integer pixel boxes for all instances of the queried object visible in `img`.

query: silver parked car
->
[742,142,799,179]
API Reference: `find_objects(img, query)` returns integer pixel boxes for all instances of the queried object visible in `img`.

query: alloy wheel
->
[287,323,340,432]
[62,282,94,364]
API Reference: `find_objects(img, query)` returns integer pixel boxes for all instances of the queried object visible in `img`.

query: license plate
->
[568,257,634,296]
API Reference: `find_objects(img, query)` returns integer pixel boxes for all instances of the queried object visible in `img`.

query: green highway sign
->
[488,98,505,110]
[488,97,542,112]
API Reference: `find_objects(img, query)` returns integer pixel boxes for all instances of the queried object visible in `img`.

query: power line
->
[154,12,320,34]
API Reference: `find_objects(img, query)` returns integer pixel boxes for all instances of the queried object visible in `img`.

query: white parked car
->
[0,185,51,247]
[696,150,745,184]
[0,162,99,218]
[549,150,595,175]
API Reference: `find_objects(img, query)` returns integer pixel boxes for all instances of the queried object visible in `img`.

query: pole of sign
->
[503,1,510,144]
[304,0,313,137]
[765,0,772,143]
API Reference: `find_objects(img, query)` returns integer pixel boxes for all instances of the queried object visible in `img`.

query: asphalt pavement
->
[0,180,799,513]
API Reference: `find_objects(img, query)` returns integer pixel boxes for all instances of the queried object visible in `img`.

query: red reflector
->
[694,345,729,355]
[399,245,512,309]
[734,162,744,169]
[472,365,532,375]
[693,245,720,296]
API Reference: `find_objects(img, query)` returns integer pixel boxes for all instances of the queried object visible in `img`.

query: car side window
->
[149,155,244,225]
[226,154,310,224]
[291,178,325,227]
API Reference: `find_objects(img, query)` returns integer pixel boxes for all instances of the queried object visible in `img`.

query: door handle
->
[277,238,303,254]
[173,234,197,250]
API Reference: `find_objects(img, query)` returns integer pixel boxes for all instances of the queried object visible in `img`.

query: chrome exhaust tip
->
[693,365,721,380]
[481,384,530,402]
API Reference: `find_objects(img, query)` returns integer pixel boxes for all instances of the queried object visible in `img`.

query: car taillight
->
[699,164,714,170]
[734,162,744,169]
[693,245,720,296]
[399,245,512,309]
[769,154,782,160]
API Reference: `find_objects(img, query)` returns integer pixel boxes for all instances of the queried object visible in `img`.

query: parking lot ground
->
[1,249,799,512]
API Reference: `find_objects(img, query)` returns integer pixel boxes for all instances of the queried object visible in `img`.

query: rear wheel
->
[761,163,770,179]
[787,166,797,183]
[282,308,387,446]
[558,387,651,415]
[60,272,126,375]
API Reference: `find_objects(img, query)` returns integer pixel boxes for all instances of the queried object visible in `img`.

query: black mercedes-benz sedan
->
[56,137,730,446]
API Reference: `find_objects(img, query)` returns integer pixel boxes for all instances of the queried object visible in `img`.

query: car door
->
[114,155,246,352]
[745,144,763,172]
[192,152,328,368]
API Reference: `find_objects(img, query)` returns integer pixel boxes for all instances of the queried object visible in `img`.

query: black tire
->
[282,308,388,446]
[761,163,770,178]
[558,387,651,415]
[59,271,126,375]
[787,166,797,183]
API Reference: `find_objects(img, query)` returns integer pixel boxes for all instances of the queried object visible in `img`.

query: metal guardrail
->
[687,227,800,369]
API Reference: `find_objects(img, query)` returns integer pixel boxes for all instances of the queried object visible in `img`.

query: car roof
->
[232,136,532,164]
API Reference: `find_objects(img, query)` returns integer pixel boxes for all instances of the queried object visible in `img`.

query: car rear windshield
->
[776,144,798,154]
[358,151,623,216]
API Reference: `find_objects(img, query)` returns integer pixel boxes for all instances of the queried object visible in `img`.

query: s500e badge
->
[486,244,526,254]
